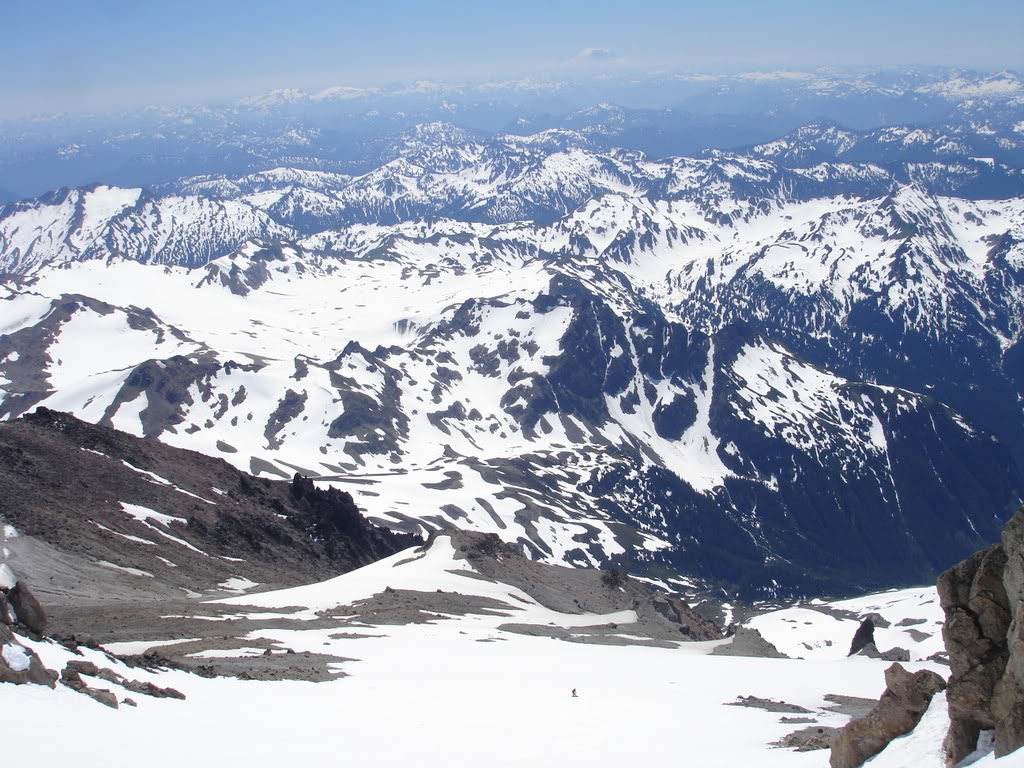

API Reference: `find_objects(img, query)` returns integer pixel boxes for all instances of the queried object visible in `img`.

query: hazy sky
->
[3,0,1022,117]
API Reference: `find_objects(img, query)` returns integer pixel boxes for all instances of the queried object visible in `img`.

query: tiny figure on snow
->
[571,688,578,698]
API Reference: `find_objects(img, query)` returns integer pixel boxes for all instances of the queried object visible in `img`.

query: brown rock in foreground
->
[829,663,945,768]
[939,506,1024,762]
[0,624,57,687]
[992,509,1024,757]
[8,581,47,635]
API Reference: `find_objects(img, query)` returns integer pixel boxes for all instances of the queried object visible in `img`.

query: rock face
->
[848,618,875,656]
[0,408,422,605]
[937,506,1024,762]
[710,627,788,658]
[829,663,946,768]
[992,510,1024,757]
[8,581,47,635]
[0,591,13,624]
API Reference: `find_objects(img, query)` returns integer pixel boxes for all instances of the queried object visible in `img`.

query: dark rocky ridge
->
[0,407,420,605]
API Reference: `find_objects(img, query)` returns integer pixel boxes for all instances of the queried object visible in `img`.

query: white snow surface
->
[96,560,155,578]
[118,502,208,555]
[2,642,32,672]
[4,538,1012,767]
[217,535,636,625]
[120,502,186,528]
[0,562,16,589]
[217,576,259,593]
[750,587,945,661]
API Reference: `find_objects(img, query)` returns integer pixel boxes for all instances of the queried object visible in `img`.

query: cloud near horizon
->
[568,48,619,65]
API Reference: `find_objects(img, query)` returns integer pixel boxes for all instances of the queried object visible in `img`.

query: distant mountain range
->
[3,106,1023,599]
[1,67,1021,201]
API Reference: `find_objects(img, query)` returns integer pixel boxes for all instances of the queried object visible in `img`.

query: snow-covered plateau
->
[2,533,1017,768]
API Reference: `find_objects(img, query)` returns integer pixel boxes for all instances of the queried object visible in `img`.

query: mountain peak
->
[238,88,310,108]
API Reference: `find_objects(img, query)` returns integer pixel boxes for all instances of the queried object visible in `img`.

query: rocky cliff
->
[0,407,421,605]
[940,507,1024,761]
[829,506,1024,766]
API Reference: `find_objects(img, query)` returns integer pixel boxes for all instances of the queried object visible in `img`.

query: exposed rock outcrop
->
[0,408,422,606]
[60,659,185,704]
[0,624,56,687]
[711,627,788,658]
[855,642,911,662]
[829,663,946,768]
[938,510,1022,762]
[449,531,722,644]
[8,581,47,635]
[848,618,875,656]
[774,725,839,752]
[726,694,811,713]
[991,509,1024,757]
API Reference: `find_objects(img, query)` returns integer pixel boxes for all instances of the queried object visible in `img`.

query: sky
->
[2,0,1023,118]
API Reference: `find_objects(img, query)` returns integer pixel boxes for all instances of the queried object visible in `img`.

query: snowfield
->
[4,535,1019,766]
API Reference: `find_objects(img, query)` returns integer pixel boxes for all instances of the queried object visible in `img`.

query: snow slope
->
[4,537,1006,767]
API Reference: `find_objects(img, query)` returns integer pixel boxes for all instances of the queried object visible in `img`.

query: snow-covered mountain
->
[2,67,1022,201]
[3,122,1024,597]
[0,184,296,273]
[3,120,1022,276]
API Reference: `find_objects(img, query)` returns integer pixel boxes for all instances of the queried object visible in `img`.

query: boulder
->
[65,660,100,677]
[0,591,12,625]
[848,618,875,656]
[85,688,119,709]
[855,642,911,662]
[0,624,56,687]
[829,663,945,768]
[8,581,47,635]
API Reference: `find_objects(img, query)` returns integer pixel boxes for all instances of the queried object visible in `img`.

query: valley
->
[3,57,1024,767]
